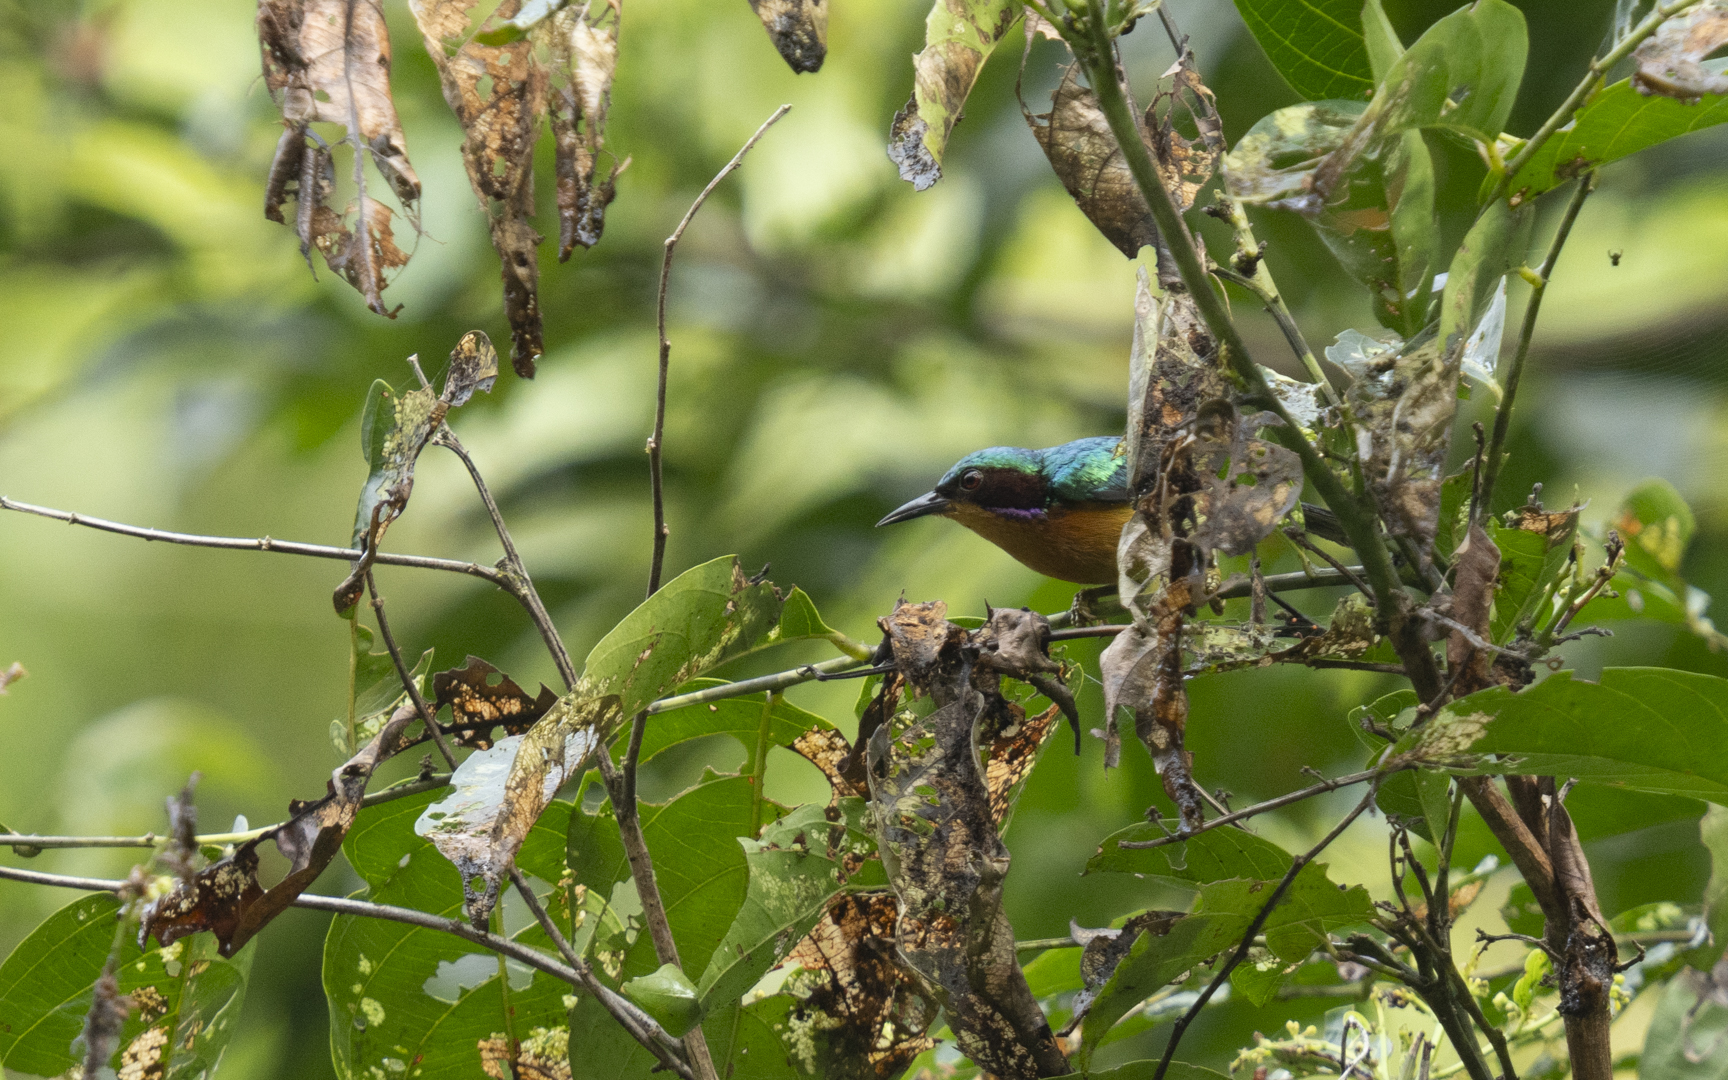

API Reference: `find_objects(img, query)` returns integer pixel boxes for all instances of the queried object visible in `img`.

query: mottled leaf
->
[433,656,558,750]
[410,0,550,376]
[327,791,575,1080]
[1509,79,1728,203]
[416,557,783,925]
[747,0,828,73]
[1076,912,1245,1064]
[1633,1,1728,100]
[1229,0,1372,101]
[0,895,250,1080]
[887,0,1021,190]
[1487,502,1579,644]
[550,1,626,258]
[257,0,421,315]
[442,329,500,407]
[332,378,445,612]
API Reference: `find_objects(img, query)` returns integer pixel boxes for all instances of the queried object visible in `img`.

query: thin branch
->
[0,496,507,586]
[365,570,458,770]
[1478,173,1596,514]
[1283,529,1374,597]
[505,868,697,1080]
[647,655,865,713]
[1498,0,1703,191]
[649,104,791,598]
[1154,785,1380,1080]
[1118,767,1393,850]
[434,428,580,688]
[1210,263,1335,401]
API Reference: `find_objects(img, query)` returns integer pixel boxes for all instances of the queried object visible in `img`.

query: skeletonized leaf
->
[417,557,784,926]
[139,707,418,957]
[550,1,627,258]
[747,0,828,73]
[887,0,1021,191]
[1634,1,1728,100]
[442,328,500,406]
[434,655,559,750]
[410,0,550,377]
[1185,403,1302,559]
[257,0,420,315]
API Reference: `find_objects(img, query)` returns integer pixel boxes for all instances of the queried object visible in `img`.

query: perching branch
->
[0,496,508,586]
[1118,766,1395,851]
[1478,172,1596,514]
[1153,784,1381,1080]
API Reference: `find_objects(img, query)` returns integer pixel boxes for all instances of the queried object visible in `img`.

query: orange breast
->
[948,503,1132,584]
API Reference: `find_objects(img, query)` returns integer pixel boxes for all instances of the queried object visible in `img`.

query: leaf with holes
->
[888,0,1020,190]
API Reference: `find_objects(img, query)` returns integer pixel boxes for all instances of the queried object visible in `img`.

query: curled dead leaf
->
[434,655,559,750]
[550,2,627,258]
[1634,1,1728,100]
[747,0,828,73]
[888,0,1021,190]
[257,0,421,316]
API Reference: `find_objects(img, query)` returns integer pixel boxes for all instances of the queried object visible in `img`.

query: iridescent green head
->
[876,436,1127,526]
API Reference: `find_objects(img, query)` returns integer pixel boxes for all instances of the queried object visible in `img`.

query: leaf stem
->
[749,691,777,838]
[365,569,458,770]
[1478,172,1596,515]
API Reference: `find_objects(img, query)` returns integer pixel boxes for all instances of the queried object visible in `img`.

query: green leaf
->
[1440,196,1531,356]
[1022,945,1084,998]
[1197,874,1374,962]
[633,680,833,768]
[1078,913,1248,1062]
[1360,0,1402,83]
[1699,803,1728,967]
[1488,505,1580,643]
[1368,0,1526,144]
[622,963,703,1037]
[1088,820,1299,881]
[763,586,855,652]
[327,791,575,1080]
[698,801,885,1010]
[1229,0,1373,101]
[1509,80,1728,203]
[1315,127,1438,336]
[416,555,784,923]
[1408,668,1728,802]
[886,0,1021,190]
[0,894,250,1079]
[1585,481,1726,649]
[1229,949,1301,1006]
[333,622,432,755]
[1642,970,1728,1079]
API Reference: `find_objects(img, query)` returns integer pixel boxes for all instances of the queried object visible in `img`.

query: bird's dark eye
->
[960,469,983,491]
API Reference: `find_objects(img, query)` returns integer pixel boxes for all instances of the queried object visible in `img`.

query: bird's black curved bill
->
[876,491,952,526]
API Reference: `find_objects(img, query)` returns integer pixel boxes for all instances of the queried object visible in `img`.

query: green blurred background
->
[1,0,1725,1072]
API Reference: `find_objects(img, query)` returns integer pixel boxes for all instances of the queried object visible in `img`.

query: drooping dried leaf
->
[1634,1,1728,100]
[1345,334,1452,554]
[410,0,550,376]
[256,0,421,315]
[1185,403,1303,559]
[441,329,500,407]
[777,892,938,1079]
[747,0,828,73]
[1099,602,1205,831]
[434,655,558,750]
[1062,911,1184,1033]
[140,706,417,957]
[983,702,1061,822]
[862,601,1070,1077]
[791,726,871,801]
[416,557,784,926]
[549,2,626,258]
[888,0,1020,191]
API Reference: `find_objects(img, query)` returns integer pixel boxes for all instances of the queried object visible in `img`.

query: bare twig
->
[0,496,507,585]
[365,570,458,770]
[1153,785,1380,1080]
[649,104,791,598]
[1283,529,1374,596]
[435,429,580,688]
[1479,173,1596,514]
[1118,767,1393,850]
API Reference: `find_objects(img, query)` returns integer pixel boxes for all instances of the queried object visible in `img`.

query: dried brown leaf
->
[442,328,501,406]
[1634,1,1728,100]
[256,0,421,315]
[1347,335,1455,552]
[1061,911,1184,1034]
[1446,523,1501,692]
[139,705,416,957]
[792,725,871,802]
[434,655,558,750]
[550,2,626,258]
[747,0,828,74]
[779,892,938,1080]
[410,0,550,376]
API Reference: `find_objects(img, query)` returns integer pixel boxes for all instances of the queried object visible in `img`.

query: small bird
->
[877,436,1131,584]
